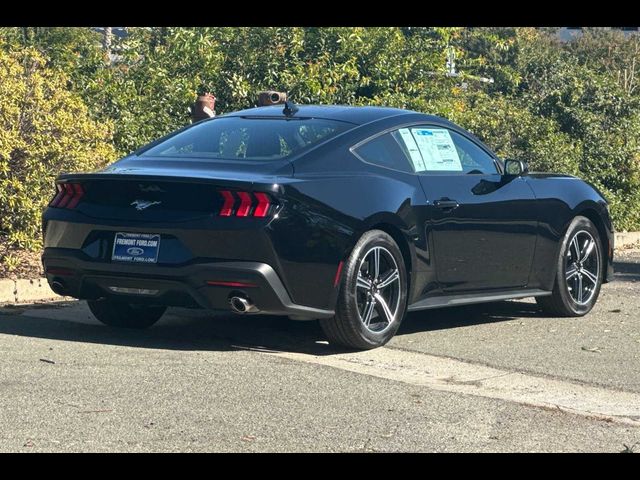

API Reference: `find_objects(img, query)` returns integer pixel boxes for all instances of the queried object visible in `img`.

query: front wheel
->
[536,216,603,317]
[87,299,166,329]
[320,230,408,350]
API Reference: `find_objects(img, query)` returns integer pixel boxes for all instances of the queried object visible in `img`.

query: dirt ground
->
[0,242,43,280]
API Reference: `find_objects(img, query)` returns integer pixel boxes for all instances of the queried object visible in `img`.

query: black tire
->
[536,216,603,317]
[320,230,408,350]
[87,299,166,329]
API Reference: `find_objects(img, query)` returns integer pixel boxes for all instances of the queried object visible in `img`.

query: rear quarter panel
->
[276,113,462,309]
[272,158,425,310]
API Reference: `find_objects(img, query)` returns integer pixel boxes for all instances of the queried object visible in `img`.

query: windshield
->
[139,116,354,161]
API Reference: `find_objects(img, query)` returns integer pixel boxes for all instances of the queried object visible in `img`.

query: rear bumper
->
[42,248,334,320]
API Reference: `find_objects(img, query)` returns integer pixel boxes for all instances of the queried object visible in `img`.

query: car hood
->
[526,172,577,180]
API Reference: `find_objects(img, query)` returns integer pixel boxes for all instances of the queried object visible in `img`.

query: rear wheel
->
[536,216,603,316]
[320,230,408,350]
[87,299,166,329]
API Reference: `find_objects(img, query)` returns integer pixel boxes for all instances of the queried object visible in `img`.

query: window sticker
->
[397,128,426,171]
[410,128,463,172]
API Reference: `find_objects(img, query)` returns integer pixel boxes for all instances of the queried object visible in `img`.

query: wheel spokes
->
[356,245,402,333]
[566,230,600,306]
[566,266,578,281]
[576,274,583,303]
[357,273,372,290]
[582,268,598,285]
[372,248,381,279]
[362,296,376,326]
[377,269,399,289]
[571,236,581,260]
[581,239,595,263]
[373,292,394,324]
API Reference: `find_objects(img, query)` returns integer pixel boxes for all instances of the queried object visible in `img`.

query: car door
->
[395,125,538,293]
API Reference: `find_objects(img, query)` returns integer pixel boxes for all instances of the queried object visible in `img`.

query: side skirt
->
[407,288,552,312]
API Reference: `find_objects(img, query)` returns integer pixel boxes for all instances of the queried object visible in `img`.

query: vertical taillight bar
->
[219,190,235,217]
[65,183,84,209]
[235,192,253,217]
[253,192,271,218]
[217,190,272,218]
[56,184,75,209]
[49,184,65,207]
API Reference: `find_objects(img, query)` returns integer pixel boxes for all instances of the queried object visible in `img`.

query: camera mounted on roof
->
[258,91,287,106]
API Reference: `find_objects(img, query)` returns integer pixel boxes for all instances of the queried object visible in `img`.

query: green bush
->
[452,27,640,230]
[80,27,451,156]
[2,27,640,243]
[0,46,116,250]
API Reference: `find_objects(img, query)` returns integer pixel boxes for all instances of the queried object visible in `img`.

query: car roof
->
[224,104,433,126]
[218,104,491,155]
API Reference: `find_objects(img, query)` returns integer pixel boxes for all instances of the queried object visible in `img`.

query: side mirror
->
[504,159,529,176]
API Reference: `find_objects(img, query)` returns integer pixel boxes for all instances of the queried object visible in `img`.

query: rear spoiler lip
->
[54,172,289,192]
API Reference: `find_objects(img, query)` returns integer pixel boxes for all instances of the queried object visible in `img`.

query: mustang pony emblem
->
[131,199,161,211]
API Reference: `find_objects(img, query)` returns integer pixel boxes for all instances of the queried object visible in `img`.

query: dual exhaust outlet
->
[229,295,259,314]
[50,280,67,296]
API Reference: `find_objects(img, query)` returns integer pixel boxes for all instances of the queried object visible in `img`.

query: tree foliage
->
[0,45,116,249]
[1,26,640,250]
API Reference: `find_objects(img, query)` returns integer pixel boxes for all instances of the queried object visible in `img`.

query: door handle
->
[434,198,459,210]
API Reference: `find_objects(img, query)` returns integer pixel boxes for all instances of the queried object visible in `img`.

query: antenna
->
[283,100,298,117]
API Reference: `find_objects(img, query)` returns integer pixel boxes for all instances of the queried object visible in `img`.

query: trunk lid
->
[57,156,292,222]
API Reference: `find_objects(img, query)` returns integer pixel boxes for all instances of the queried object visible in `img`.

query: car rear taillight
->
[219,190,235,217]
[218,190,273,218]
[236,191,253,217]
[49,182,84,209]
[253,192,271,218]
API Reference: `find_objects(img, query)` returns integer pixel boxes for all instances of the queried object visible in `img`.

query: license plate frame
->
[111,232,161,264]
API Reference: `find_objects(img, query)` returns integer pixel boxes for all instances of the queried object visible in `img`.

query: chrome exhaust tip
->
[229,296,259,314]
[50,280,67,296]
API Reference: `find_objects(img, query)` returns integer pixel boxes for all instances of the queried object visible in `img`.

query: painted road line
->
[245,346,640,426]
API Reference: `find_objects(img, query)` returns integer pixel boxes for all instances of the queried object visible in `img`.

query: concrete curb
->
[0,232,638,305]
[0,278,61,305]
[615,232,640,248]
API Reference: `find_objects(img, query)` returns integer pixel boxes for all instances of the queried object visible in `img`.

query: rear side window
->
[140,117,353,161]
[352,132,415,173]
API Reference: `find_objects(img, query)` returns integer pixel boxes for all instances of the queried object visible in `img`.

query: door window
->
[394,126,498,175]
[353,125,499,175]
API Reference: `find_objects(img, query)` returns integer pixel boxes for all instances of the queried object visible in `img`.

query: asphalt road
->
[1,249,639,452]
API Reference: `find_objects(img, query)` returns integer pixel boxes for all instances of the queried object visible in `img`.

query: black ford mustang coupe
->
[42,104,614,349]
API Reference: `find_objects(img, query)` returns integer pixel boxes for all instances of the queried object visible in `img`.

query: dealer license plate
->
[111,233,160,264]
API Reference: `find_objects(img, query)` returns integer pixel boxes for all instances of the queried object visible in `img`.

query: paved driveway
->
[1,250,638,452]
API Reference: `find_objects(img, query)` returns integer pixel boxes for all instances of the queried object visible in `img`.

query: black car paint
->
[42,106,614,317]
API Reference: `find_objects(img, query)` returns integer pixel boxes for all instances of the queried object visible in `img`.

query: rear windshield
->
[139,116,353,161]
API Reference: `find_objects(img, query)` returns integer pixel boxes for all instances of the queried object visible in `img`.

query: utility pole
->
[446,45,457,77]
[103,27,113,64]
[433,44,494,86]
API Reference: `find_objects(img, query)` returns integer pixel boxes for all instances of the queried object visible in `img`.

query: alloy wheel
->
[355,246,402,333]
[565,230,600,305]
